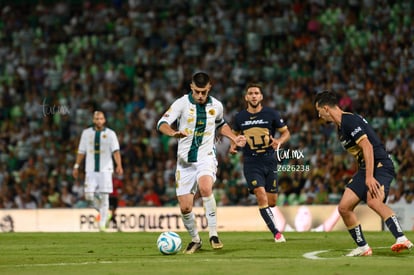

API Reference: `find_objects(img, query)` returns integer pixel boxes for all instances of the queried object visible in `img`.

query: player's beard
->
[247,101,261,109]
[94,123,105,131]
[196,98,206,104]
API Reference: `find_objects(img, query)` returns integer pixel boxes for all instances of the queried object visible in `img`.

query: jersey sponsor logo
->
[241,119,268,126]
[350,126,362,137]
[194,131,209,137]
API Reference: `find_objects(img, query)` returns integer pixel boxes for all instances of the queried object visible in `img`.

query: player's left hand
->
[173,130,188,138]
[366,176,383,200]
[270,136,282,150]
[229,144,238,154]
[116,166,124,176]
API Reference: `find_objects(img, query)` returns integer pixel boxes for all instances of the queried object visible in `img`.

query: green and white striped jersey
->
[77,127,120,172]
[157,93,226,163]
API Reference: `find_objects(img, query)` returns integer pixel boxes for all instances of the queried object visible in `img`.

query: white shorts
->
[175,156,218,196]
[84,171,113,193]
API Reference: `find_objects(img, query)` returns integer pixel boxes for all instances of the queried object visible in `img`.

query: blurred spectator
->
[141,180,162,207]
[60,185,75,208]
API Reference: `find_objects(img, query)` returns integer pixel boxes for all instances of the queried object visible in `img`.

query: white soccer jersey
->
[157,94,226,163]
[77,127,120,172]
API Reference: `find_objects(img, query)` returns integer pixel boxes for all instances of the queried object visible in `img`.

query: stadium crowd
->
[0,0,414,209]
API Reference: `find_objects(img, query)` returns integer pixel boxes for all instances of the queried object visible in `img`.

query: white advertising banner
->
[0,205,384,233]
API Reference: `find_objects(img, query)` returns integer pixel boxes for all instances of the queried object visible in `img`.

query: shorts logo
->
[251,180,257,186]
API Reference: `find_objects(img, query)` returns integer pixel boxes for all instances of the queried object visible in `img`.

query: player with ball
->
[157,72,246,254]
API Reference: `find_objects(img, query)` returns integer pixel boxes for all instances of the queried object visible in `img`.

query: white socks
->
[182,212,200,243]
[85,192,109,229]
[99,193,109,228]
[202,194,218,238]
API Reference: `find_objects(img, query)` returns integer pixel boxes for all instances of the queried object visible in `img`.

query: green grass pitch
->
[1,231,413,275]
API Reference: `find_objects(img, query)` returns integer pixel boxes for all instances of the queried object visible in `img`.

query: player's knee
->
[198,187,212,197]
[337,204,349,217]
[180,206,192,214]
[366,198,382,210]
[100,194,109,207]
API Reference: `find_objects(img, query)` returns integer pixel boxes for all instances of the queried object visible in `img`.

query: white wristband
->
[74,163,79,169]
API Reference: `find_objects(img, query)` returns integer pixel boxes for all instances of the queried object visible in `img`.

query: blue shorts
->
[347,160,395,203]
[243,155,279,194]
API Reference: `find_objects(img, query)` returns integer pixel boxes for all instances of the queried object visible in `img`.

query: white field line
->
[302,246,412,260]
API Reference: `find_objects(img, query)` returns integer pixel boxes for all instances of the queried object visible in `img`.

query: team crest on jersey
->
[208,109,215,116]
[103,134,107,138]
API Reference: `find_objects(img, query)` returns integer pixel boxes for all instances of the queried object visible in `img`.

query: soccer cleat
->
[391,239,413,253]
[274,232,286,243]
[183,241,202,254]
[345,244,372,256]
[209,236,224,249]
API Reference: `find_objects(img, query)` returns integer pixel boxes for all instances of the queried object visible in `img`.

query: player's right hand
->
[173,130,188,138]
[72,169,78,179]
[234,135,246,147]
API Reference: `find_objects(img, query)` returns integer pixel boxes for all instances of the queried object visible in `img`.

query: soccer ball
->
[157,231,182,255]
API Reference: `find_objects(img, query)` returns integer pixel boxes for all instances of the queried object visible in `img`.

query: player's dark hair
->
[192,72,210,88]
[246,83,263,94]
[314,90,339,107]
